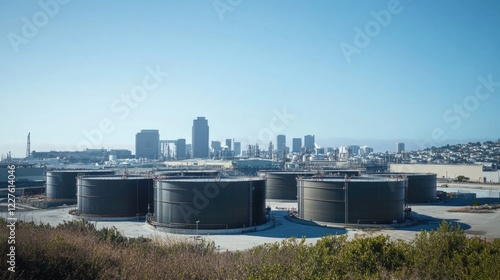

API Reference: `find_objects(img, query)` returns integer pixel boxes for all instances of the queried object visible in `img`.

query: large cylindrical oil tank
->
[297,177,405,224]
[371,173,436,203]
[406,173,436,203]
[155,178,266,229]
[263,172,315,200]
[259,170,361,201]
[46,170,115,203]
[155,170,220,177]
[77,175,154,218]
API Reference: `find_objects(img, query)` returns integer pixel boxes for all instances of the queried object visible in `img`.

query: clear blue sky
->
[1,0,499,157]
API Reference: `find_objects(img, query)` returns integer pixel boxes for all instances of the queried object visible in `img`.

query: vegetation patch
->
[448,204,500,213]
[1,219,499,279]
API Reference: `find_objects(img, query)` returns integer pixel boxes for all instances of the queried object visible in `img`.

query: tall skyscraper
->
[185,144,192,158]
[211,141,221,155]
[277,135,286,152]
[135,129,160,159]
[304,135,315,152]
[210,141,222,155]
[176,139,186,160]
[234,142,241,156]
[192,117,209,158]
[225,139,232,151]
[396,142,405,154]
[268,142,273,159]
[292,138,302,153]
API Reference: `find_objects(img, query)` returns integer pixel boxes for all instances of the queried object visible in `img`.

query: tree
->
[456,175,470,182]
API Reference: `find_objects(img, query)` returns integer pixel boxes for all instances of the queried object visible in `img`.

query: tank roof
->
[78,175,151,180]
[265,171,317,175]
[298,177,403,183]
[48,169,114,173]
[157,177,264,183]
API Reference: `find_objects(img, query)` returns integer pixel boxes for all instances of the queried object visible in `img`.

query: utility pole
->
[344,174,348,227]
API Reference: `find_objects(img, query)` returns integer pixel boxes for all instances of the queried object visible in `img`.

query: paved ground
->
[1,184,499,251]
[379,197,500,242]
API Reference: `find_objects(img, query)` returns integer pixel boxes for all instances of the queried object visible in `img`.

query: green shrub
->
[1,218,499,279]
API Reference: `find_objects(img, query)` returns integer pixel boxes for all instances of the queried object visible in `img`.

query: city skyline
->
[1,118,498,158]
[1,1,499,157]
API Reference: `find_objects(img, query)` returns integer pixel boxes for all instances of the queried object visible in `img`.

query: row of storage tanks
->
[45,169,437,228]
[259,170,437,224]
[46,169,266,229]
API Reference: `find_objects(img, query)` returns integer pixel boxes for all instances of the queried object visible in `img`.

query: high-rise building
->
[176,139,186,160]
[277,135,286,152]
[225,139,232,151]
[349,145,360,156]
[135,129,160,159]
[185,144,192,158]
[396,142,405,154]
[192,117,209,158]
[268,142,273,159]
[304,135,315,152]
[339,146,349,160]
[360,146,373,155]
[211,141,221,155]
[234,142,241,156]
[292,138,302,153]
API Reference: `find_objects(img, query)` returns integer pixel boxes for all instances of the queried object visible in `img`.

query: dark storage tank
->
[297,177,405,224]
[259,170,361,201]
[371,173,437,203]
[155,177,266,229]
[77,175,154,218]
[46,170,115,203]
[262,171,315,200]
[403,173,436,203]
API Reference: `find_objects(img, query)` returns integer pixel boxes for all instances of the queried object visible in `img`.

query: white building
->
[390,163,483,182]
